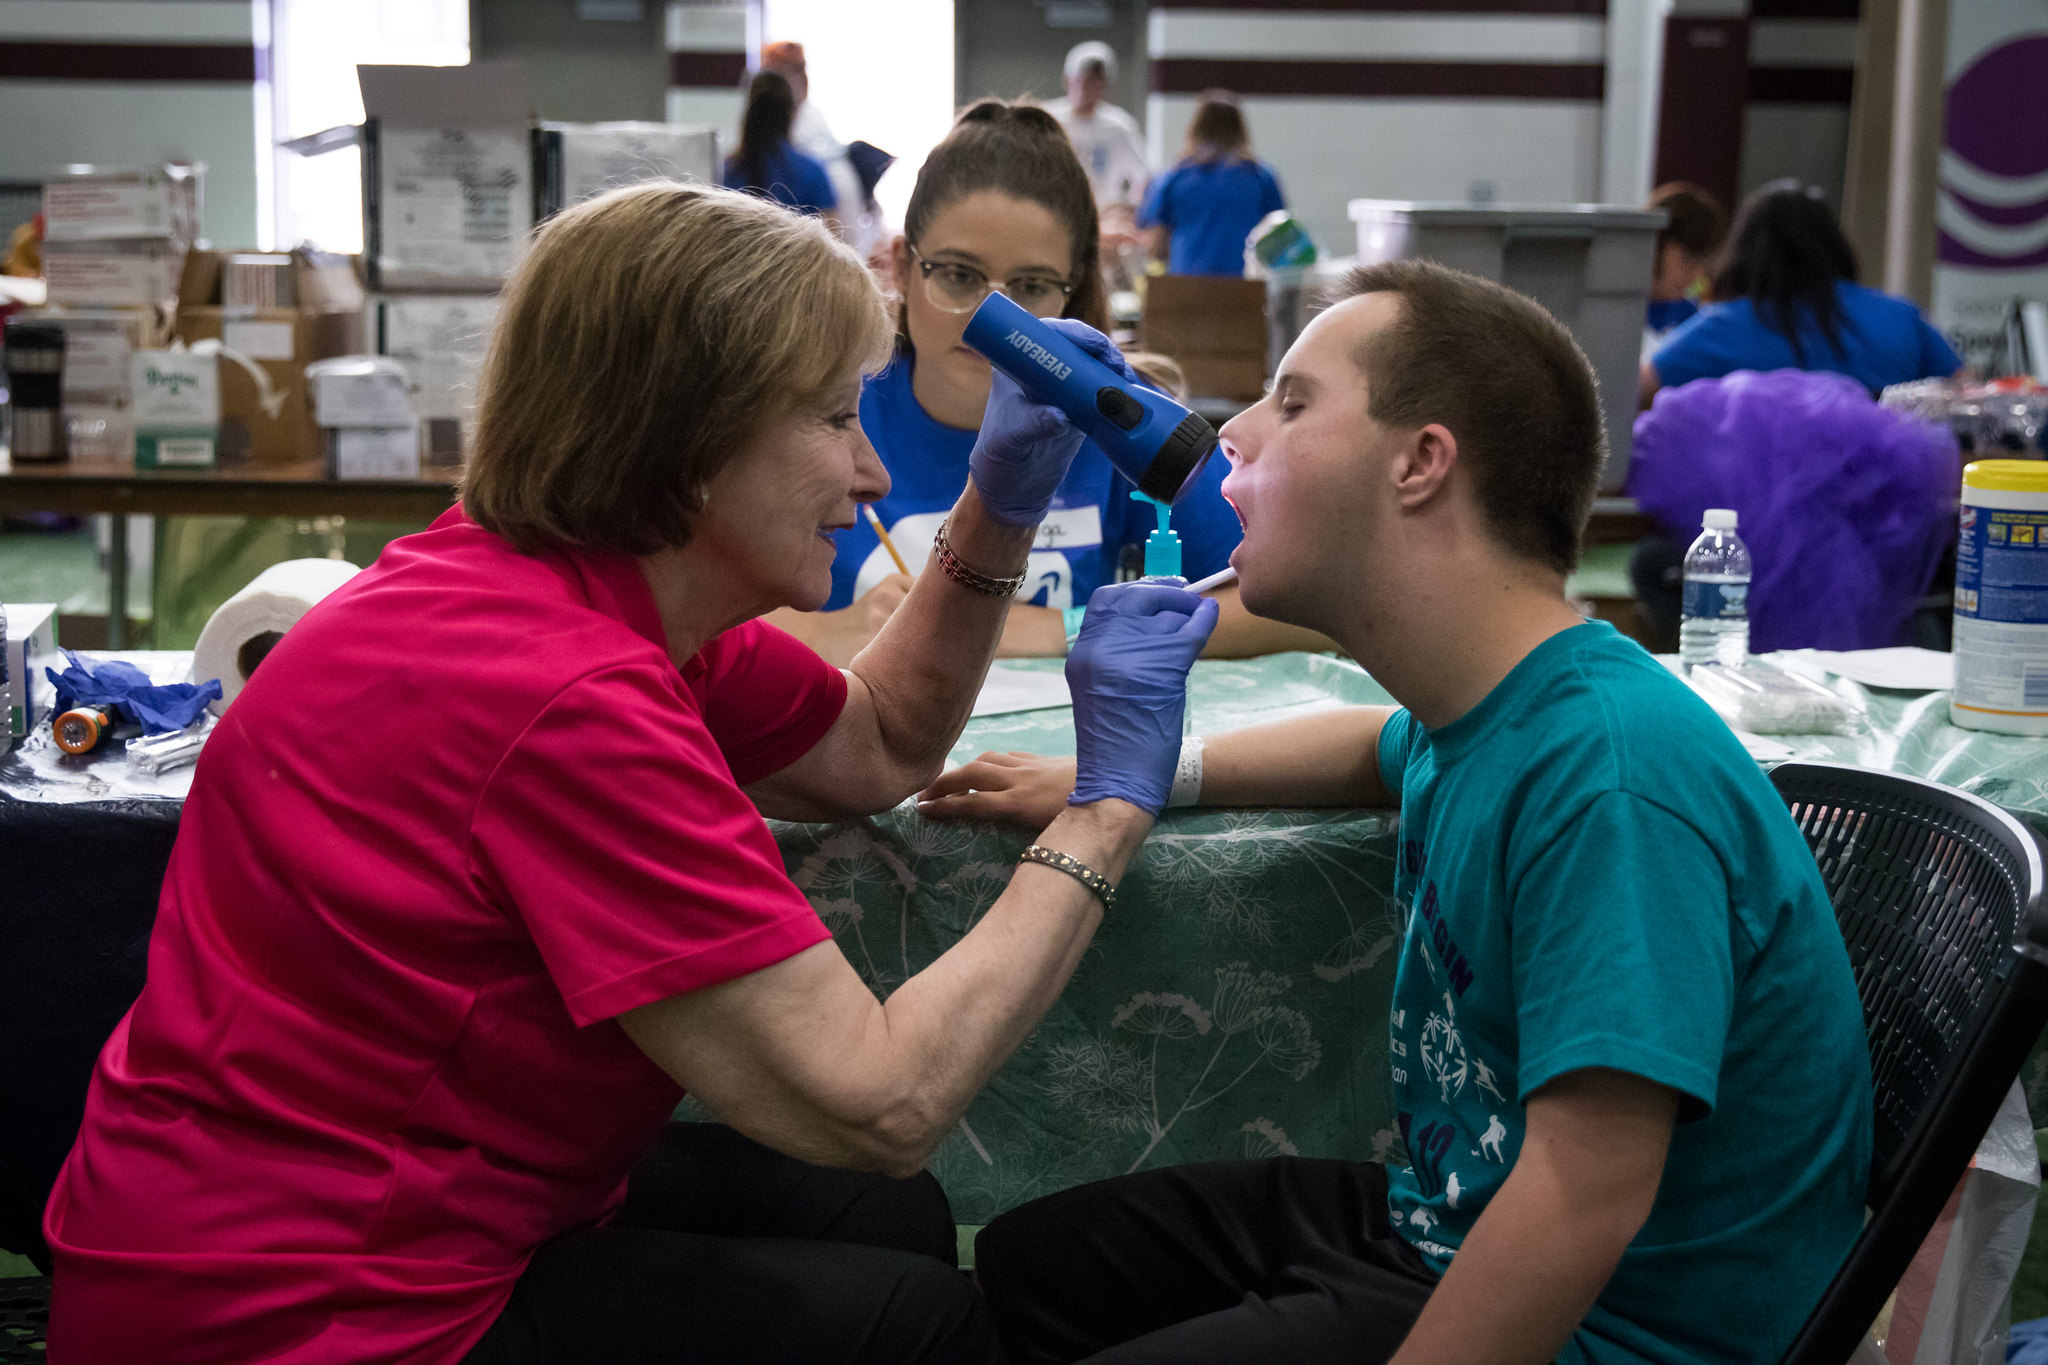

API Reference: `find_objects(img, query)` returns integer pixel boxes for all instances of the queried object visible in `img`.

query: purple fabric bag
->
[1628,368,1959,652]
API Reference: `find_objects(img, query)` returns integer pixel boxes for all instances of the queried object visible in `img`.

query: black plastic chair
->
[1771,761,2048,1365]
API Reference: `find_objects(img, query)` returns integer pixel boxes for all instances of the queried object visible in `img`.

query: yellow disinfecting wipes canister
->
[1952,460,2048,736]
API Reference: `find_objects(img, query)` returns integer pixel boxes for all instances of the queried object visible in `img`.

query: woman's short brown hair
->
[462,181,890,555]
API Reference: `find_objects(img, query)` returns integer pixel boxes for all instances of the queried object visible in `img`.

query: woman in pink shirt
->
[44,183,1217,1364]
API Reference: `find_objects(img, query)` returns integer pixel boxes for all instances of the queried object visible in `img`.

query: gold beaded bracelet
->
[933,518,1027,598]
[1019,844,1117,913]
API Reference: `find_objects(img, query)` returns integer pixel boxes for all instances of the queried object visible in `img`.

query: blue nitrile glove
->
[1066,579,1220,814]
[969,319,1141,526]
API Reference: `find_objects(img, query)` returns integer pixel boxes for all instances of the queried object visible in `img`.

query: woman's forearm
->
[846,485,1036,782]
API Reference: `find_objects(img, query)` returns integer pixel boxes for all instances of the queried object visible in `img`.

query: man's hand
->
[919,751,1077,828]
[1391,1068,1678,1365]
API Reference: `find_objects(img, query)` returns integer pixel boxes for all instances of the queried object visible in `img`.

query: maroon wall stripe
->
[1150,0,1604,12]
[0,41,258,83]
[667,50,747,88]
[1746,65,1856,104]
[1153,57,1603,100]
[1750,0,1859,18]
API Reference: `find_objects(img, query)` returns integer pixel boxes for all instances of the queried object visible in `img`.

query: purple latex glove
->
[969,319,1141,527]
[1066,579,1220,814]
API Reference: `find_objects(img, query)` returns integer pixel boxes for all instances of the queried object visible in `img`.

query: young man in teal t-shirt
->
[944,261,1873,1364]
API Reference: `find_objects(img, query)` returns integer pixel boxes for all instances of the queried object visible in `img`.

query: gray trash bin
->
[1347,200,1664,490]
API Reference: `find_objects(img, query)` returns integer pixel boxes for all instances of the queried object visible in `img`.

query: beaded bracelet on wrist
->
[1018,844,1117,913]
[933,518,1027,598]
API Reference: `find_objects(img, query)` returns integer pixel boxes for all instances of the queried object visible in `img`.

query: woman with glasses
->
[767,100,1327,665]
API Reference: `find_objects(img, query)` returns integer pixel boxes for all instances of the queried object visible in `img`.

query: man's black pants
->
[462,1122,995,1365]
[976,1157,1438,1365]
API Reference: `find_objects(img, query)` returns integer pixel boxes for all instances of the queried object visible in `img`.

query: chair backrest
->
[1771,761,2048,1365]
[1138,274,1268,402]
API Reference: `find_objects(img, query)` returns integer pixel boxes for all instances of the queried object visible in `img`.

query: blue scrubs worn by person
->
[925,261,1870,1365]
[1643,179,1959,404]
[1138,92,1285,278]
[723,70,838,223]
[767,99,1332,666]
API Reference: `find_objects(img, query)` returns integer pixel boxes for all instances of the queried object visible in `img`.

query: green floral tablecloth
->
[766,652,2048,1227]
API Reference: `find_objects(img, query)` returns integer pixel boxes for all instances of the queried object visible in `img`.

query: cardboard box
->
[1139,276,1269,402]
[5,603,61,745]
[43,238,184,308]
[175,248,367,464]
[373,294,501,463]
[534,122,719,220]
[20,306,170,400]
[360,63,533,291]
[42,165,200,242]
[65,398,136,460]
[308,355,414,428]
[329,424,421,480]
[131,349,219,468]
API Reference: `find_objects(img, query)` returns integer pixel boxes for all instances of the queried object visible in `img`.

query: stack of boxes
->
[171,247,365,466]
[29,165,199,459]
[359,63,530,469]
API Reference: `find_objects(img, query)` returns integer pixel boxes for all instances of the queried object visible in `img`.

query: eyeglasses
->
[909,245,1075,318]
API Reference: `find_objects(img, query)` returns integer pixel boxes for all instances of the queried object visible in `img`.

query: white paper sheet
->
[971,666,1072,718]
[1804,646,1955,692]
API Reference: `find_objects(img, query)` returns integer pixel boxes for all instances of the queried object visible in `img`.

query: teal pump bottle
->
[1131,490,1183,580]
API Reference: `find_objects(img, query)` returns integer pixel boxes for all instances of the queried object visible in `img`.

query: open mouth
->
[1222,490,1246,531]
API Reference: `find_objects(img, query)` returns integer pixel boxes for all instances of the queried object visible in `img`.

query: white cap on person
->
[1065,40,1117,81]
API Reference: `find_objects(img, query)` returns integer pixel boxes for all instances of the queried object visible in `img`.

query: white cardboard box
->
[4,603,60,744]
[360,63,533,291]
[535,121,719,218]
[373,294,500,457]
[330,424,421,479]
[130,349,220,468]
[43,166,200,242]
[308,356,414,428]
[24,307,166,400]
[43,239,183,308]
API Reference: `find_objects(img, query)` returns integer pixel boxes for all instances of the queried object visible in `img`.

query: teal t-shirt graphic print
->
[1376,621,1870,1365]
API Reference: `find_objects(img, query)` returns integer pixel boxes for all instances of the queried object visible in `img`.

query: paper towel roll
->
[191,558,361,712]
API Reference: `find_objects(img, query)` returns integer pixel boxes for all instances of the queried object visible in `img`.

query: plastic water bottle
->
[1680,508,1752,668]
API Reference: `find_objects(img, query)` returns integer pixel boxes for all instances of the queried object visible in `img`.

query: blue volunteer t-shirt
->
[1651,279,1960,394]
[1138,157,1286,277]
[828,355,1241,611]
[721,143,836,218]
[1377,621,1870,1365]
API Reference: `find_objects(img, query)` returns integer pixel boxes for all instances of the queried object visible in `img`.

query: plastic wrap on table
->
[1629,369,1960,652]
[1882,377,2047,458]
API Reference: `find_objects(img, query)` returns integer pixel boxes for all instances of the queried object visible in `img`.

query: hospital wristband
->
[1167,735,1205,809]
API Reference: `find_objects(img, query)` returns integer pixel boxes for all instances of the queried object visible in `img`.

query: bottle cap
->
[1703,508,1738,530]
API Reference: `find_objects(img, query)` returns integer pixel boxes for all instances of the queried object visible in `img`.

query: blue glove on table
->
[1066,579,1220,814]
[969,319,1140,527]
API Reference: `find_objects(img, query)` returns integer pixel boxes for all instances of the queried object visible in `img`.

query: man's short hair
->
[1331,260,1605,575]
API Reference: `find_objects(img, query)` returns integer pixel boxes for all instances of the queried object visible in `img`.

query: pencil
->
[864,505,911,576]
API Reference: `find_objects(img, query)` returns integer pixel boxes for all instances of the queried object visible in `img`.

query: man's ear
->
[1391,423,1458,511]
